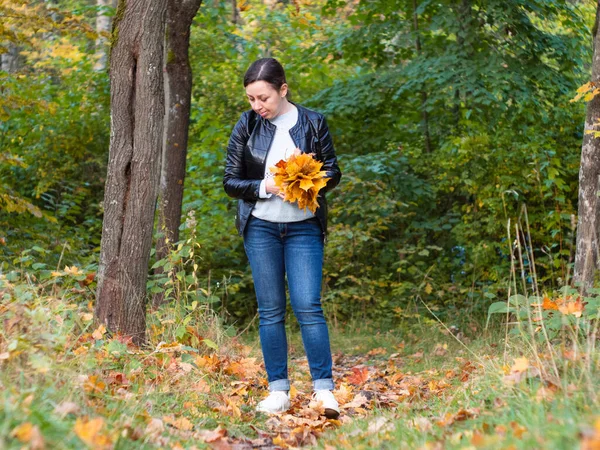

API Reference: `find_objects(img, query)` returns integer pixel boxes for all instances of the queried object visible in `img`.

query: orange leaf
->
[347,366,370,385]
[542,296,559,311]
[558,297,585,317]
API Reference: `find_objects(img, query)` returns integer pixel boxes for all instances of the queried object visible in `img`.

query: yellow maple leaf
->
[510,357,529,373]
[270,153,329,213]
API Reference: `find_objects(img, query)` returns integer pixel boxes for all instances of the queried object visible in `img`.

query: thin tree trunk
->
[412,0,431,154]
[231,0,240,24]
[574,5,600,292]
[94,0,117,71]
[452,0,472,130]
[95,0,168,344]
[1,44,21,73]
[152,0,202,308]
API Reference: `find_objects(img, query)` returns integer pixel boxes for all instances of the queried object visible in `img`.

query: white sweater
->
[251,105,315,223]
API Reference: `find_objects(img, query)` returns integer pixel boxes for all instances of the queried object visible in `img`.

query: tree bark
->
[412,0,431,154]
[95,0,168,344]
[1,44,21,73]
[94,0,117,71]
[574,4,600,292]
[152,0,202,308]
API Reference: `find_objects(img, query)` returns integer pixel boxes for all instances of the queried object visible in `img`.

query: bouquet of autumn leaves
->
[270,152,330,213]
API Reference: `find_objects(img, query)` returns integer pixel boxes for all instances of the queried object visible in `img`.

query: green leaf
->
[202,339,218,350]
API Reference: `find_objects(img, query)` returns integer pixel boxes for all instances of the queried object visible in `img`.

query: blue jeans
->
[243,215,334,392]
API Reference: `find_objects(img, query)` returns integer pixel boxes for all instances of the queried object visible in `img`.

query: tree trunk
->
[95,0,168,344]
[152,0,202,308]
[1,44,21,73]
[94,0,117,71]
[574,5,600,292]
[412,0,431,153]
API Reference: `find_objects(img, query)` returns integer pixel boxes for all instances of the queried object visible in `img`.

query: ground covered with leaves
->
[2,273,600,449]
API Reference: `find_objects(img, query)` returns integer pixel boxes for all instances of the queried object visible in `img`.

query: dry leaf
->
[367,417,395,434]
[542,296,559,311]
[198,426,228,443]
[145,418,164,436]
[510,357,529,373]
[74,417,111,448]
[342,393,369,409]
[163,415,194,431]
[558,298,585,317]
[83,375,106,393]
[270,153,329,213]
[92,324,106,340]
[412,417,433,432]
[11,422,45,449]
[54,401,80,417]
[347,366,370,385]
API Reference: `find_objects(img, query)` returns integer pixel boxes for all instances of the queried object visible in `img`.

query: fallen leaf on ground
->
[12,422,45,449]
[54,401,80,417]
[74,417,112,448]
[347,366,370,385]
[163,415,193,431]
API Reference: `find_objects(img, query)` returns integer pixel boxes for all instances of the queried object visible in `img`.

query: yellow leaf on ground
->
[92,324,106,340]
[11,422,34,442]
[163,415,193,431]
[74,417,111,448]
[510,357,529,373]
[11,422,45,449]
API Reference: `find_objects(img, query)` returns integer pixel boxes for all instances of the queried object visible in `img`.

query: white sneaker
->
[256,391,290,414]
[314,389,340,419]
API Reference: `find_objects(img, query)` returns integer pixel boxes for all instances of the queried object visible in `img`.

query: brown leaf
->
[198,426,228,443]
[342,393,369,409]
[412,417,433,432]
[144,418,164,437]
[367,417,395,434]
[54,401,80,417]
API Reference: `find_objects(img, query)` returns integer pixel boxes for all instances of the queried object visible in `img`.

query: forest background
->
[2,0,593,325]
[2,0,600,448]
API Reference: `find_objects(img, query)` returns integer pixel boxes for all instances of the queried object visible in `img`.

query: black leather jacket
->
[223,103,341,237]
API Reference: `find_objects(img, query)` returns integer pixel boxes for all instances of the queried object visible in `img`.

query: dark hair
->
[244,58,288,94]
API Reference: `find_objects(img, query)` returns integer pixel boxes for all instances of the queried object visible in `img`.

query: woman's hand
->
[265,178,285,198]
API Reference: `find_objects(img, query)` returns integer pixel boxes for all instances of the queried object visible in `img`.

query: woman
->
[223,58,342,418]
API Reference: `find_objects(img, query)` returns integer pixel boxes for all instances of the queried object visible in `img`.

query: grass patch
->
[2,266,600,449]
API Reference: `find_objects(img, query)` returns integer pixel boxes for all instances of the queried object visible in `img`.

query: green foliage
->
[487,287,600,341]
[0,1,109,267]
[0,0,596,328]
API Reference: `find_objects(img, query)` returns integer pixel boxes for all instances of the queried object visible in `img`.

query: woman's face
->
[245,80,288,120]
